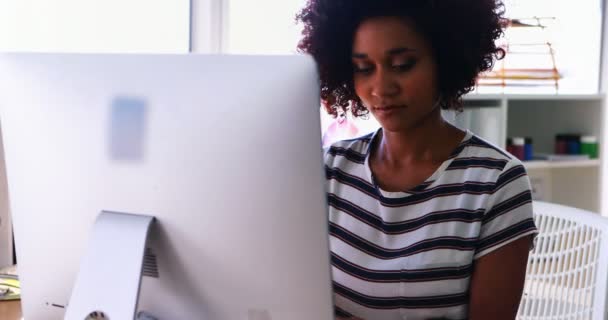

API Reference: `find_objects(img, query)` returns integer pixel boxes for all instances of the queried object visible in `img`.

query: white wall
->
[190,0,224,53]
[223,0,306,54]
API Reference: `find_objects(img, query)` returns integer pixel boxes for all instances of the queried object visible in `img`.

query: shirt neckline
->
[363,128,473,198]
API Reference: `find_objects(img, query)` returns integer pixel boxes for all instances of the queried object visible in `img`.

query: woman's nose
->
[371,70,400,98]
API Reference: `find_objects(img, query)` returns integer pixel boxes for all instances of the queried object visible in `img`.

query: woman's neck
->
[374,108,462,166]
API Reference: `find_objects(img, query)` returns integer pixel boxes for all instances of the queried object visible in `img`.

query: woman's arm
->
[468,235,534,319]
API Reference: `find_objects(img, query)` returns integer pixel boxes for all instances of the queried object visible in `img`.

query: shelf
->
[464,93,604,101]
[524,159,600,170]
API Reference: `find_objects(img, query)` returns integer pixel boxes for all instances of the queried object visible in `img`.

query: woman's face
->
[352,16,440,132]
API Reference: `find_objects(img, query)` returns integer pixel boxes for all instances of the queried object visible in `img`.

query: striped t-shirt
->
[325,129,538,320]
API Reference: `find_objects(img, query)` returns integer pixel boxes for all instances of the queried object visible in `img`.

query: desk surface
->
[0,300,22,320]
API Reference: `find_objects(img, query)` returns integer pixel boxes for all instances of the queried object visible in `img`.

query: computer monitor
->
[0,53,334,320]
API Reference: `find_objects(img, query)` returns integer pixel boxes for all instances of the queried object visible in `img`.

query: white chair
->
[517,201,608,319]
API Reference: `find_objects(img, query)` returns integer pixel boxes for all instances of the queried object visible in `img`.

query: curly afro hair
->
[296,0,506,117]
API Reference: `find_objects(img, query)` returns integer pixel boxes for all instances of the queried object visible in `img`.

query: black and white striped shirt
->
[325,129,538,320]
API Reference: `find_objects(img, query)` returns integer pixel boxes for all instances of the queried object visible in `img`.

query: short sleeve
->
[474,161,538,259]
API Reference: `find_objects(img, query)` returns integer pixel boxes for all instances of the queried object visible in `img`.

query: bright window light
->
[224,0,307,54]
[0,0,190,53]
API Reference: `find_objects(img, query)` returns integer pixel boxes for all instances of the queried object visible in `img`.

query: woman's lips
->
[373,105,406,115]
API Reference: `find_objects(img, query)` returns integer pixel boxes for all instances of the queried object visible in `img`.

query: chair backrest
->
[517,201,608,320]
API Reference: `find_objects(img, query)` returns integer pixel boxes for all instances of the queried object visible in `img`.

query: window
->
[223,0,307,54]
[480,0,603,94]
[0,0,190,53]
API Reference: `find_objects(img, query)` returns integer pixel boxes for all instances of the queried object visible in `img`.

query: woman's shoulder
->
[323,131,376,167]
[451,132,529,188]
[459,132,524,169]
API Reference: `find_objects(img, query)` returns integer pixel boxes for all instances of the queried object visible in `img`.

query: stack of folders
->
[534,153,591,162]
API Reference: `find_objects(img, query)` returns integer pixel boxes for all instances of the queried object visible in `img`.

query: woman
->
[297,1,537,319]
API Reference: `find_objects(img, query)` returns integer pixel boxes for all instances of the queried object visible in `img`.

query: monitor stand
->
[64,211,155,320]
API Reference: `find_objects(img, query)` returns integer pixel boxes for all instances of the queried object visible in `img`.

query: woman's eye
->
[393,60,416,72]
[353,66,373,74]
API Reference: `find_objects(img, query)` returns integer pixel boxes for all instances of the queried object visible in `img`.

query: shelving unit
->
[523,159,600,170]
[457,93,605,213]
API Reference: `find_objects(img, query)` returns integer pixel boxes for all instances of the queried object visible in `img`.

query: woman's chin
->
[375,120,410,133]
